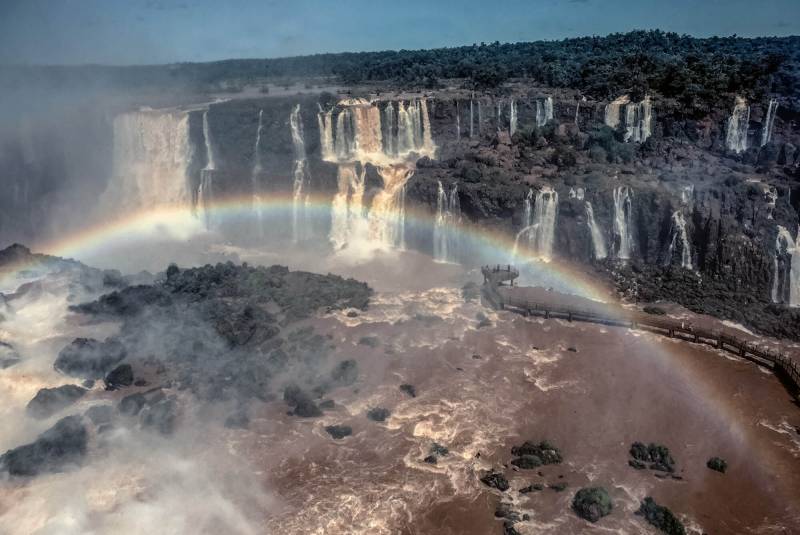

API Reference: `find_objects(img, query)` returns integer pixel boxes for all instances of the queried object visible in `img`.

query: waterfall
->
[368,165,413,249]
[773,226,799,306]
[586,202,607,260]
[726,96,750,154]
[536,97,554,127]
[761,99,779,147]
[666,211,692,269]
[202,110,217,171]
[529,187,558,260]
[251,109,265,235]
[509,99,518,136]
[290,104,309,242]
[433,181,461,263]
[469,98,474,138]
[604,95,630,129]
[496,101,502,130]
[318,106,335,161]
[456,101,461,139]
[100,110,193,215]
[574,101,580,126]
[612,186,633,260]
[384,102,396,156]
[335,107,353,160]
[523,188,533,229]
[477,100,483,135]
[330,164,367,250]
[623,96,653,143]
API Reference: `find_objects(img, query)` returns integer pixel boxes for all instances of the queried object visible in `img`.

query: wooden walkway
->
[481,265,800,399]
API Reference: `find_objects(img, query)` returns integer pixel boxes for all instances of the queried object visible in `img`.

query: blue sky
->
[1,0,798,65]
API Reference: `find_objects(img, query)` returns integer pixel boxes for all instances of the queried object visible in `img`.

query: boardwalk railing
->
[481,265,800,398]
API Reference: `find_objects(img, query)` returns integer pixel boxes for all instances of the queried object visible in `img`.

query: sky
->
[0,0,798,66]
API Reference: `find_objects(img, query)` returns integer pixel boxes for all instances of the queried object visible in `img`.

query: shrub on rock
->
[572,487,613,523]
[636,497,686,535]
[480,470,510,491]
[706,456,727,473]
[511,440,562,465]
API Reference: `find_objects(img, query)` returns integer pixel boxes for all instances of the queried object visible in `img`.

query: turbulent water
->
[726,96,750,154]
[433,181,461,263]
[773,225,799,306]
[623,96,653,143]
[761,99,779,147]
[612,186,633,260]
[100,110,193,213]
[666,210,692,270]
[585,201,607,260]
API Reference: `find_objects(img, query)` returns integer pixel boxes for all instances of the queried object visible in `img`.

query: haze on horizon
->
[1,0,799,67]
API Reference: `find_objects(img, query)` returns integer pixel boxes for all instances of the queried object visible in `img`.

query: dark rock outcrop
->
[399,384,417,397]
[366,407,390,422]
[325,425,352,439]
[707,456,728,473]
[54,338,127,380]
[629,442,676,473]
[26,385,87,419]
[0,415,88,476]
[284,385,322,417]
[511,440,563,465]
[480,470,510,491]
[636,497,686,535]
[104,363,134,390]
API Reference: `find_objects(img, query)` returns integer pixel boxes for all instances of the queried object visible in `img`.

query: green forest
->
[3,31,798,113]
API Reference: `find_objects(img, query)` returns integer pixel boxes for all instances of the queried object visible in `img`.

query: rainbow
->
[1,194,797,507]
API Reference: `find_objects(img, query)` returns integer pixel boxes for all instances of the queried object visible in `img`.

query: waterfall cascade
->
[469,98,475,138]
[477,101,483,135]
[612,186,634,260]
[199,110,218,228]
[322,98,436,251]
[509,99,518,136]
[433,181,461,263]
[623,96,653,143]
[529,187,558,260]
[761,99,779,147]
[726,96,750,154]
[251,109,265,234]
[290,104,310,242]
[585,201,607,260]
[100,110,193,214]
[666,211,692,270]
[455,101,461,139]
[772,226,799,307]
[535,97,554,127]
[604,95,630,129]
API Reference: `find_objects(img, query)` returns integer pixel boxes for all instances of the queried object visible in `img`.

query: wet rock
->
[0,415,87,476]
[82,379,95,389]
[399,384,417,397]
[629,442,675,472]
[54,337,127,380]
[330,359,358,386]
[519,483,544,494]
[423,455,437,464]
[480,470,510,491]
[325,425,352,439]
[502,521,521,535]
[511,440,563,465]
[414,313,444,326]
[572,487,613,523]
[284,385,322,417]
[495,503,520,521]
[472,354,482,359]
[549,482,568,492]
[140,398,178,435]
[476,312,492,328]
[644,305,667,315]
[358,336,380,348]
[134,379,148,387]
[461,281,481,301]
[636,497,686,535]
[104,363,134,390]
[346,310,359,318]
[319,399,335,410]
[0,341,21,369]
[84,404,114,425]
[430,443,449,456]
[511,454,543,469]
[566,346,578,352]
[26,385,87,419]
[118,392,147,416]
[366,407,390,422]
[628,459,647,470]
[706,456,727,473]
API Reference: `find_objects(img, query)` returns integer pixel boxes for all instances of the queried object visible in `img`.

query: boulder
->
[635,497,686,535]
[54,338,127,379]
[104,364,134,390]
[511,440,563,465]
[480,470,509,491]
[84,404,114,425]
[325,425,352,439]
[706,456,727,473]
[0,415,87,476]
[399,384,417,398]
[26,385,87,419]
[283,385,322,417]
[366,407,390,422]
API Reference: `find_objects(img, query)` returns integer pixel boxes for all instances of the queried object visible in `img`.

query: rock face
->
[26,385,87,419]
[54,338,127,380]
[0,415,88,476]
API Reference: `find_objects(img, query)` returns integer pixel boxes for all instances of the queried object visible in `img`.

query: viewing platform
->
[481,264,800,400]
